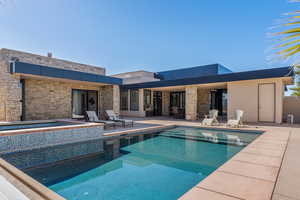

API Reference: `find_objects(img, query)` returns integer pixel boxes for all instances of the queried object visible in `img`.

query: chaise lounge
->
[201,109,219,126]
[86,111,116,129]
[105,110,134,127]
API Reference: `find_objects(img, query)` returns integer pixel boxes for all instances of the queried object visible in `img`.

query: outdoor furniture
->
[227,109,244,127]
[86,111,116,129]
[105,110,134,127]
[201,109,219,126]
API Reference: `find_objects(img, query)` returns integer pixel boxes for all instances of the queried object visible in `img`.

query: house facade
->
[0,48,121,121]
[0,48,294,123]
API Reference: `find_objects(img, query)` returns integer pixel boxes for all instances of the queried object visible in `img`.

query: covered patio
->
[120,67,293,124]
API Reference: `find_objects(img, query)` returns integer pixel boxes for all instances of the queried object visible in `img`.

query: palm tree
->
[274,0,300,96]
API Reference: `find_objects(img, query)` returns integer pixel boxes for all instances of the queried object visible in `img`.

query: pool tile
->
[232,152,282,167]
[218,160,279,182]
[179,187,240,200]
[198,171,274,200]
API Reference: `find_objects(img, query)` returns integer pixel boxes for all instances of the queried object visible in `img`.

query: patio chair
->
[201,109,219,126]
[227,109,244,127]
[105,110,134,127]
[86,111,116,128]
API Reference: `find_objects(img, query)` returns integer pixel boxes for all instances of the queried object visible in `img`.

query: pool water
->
[23,127,261,200]
[0,121,76,131]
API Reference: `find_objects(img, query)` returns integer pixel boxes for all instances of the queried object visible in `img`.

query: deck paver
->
[232,152,282,167]
[242,147,284,157]
[198,171,274,200]
[218,160,279,182]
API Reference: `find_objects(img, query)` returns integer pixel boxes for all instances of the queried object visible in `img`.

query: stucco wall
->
[228,78,284,123]
[283,96,300,123]
[0,48,106,121]
[112,71,159,84]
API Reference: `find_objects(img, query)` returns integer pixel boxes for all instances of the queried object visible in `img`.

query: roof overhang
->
[10,61,122,85]
[121,66,294,90]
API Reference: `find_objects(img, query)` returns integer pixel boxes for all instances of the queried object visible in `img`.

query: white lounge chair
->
[86,111,116,128]
[105,110,134,127]
[227,109,244,127]
[201,109,219,126]
[0,175,30,200]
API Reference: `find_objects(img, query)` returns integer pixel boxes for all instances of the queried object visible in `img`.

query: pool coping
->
[0,123,290,200]
[0,120,104,136]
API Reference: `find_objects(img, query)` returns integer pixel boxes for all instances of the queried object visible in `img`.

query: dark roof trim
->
[10,61,122,85]
[121,67,294,89]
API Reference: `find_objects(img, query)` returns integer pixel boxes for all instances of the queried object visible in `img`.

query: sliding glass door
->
[72,89,98,117]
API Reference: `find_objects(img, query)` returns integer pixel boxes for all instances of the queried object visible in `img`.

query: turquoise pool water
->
[24,127,261,200]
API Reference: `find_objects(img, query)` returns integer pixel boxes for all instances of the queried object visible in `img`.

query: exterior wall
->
[113,85,120,116]
[228,78,284,123]
[0,57,21,121]
[0,48,105,75]
[0,48,106,121]
[197,88,210,118]
[99,85,113,119]
[283,96,300,123]
[162,91,170,116]
[185,86,198,120]
[24,79,102,120]
[112,70,159,84]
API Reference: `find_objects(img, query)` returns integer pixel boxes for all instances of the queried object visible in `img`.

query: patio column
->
[113,85,120,115]
[185,86,198,120]
[139,89,144,113]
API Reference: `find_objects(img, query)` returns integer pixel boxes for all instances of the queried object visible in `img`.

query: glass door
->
[72,89,98,118]
[153,91,162,116]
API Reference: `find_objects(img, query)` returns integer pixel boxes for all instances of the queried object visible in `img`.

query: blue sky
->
[0,0,295,76]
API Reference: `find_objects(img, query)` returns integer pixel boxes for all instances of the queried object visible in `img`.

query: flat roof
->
[121,66,294,89]
[10,61,122,85]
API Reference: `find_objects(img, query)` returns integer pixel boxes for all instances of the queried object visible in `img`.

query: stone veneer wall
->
[185,86,198,120]
[197,88,210,118]
[99,85,119,119]
[0,48,106,121]
[162,91,170,116]
[24,79,102,120]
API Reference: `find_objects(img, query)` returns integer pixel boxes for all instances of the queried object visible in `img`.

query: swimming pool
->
[0,121,77,132]
[22,127,261,200]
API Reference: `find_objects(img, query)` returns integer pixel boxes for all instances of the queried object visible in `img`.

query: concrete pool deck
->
[0,118,299,200]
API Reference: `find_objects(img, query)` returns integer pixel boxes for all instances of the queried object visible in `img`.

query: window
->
[120,89,128,110]
[130,89,139,111]
[170,91,185,109]
[144,89,152,110]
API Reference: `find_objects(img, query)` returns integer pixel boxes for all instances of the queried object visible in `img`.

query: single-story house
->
[0,48,294,123]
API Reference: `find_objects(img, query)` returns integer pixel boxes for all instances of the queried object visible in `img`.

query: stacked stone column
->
[185,86,198,120]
